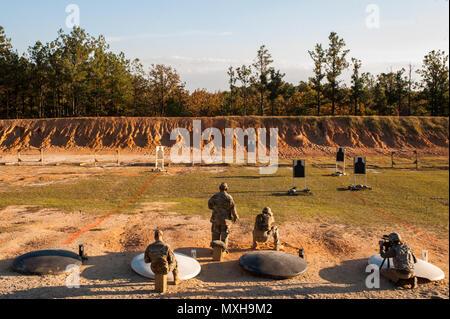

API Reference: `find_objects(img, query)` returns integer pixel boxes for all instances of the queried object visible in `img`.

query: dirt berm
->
[0,116,448,156]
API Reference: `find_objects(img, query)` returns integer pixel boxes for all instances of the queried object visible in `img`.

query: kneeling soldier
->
[145,230,179,286]
[252,207,281,251]
[379,232,418,289]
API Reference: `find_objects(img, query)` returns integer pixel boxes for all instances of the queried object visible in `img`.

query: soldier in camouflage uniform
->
[252,207,281,251]
[208,183,239,248]
[379,232,418,289]
[144,230,179,285]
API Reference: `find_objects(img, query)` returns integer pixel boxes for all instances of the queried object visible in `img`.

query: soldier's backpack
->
[149,245,170,274]
[395,244,416,272]
[256,214,270,232]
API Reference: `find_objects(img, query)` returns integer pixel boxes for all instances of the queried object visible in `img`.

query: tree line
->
[0,26,448,119]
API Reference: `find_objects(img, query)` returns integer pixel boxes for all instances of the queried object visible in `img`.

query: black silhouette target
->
[336,148,345,162]
[293,160,305,178]
[354,157,366,175]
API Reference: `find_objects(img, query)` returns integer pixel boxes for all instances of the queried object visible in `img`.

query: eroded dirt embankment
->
[0,116,448,156]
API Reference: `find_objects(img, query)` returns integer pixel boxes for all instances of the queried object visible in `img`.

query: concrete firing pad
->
[12,250,82,275]
[131,252,201,281]
[368,254,444,281]
[239,250,308,279]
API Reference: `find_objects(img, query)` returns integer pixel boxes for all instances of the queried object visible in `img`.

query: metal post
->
[292,161,295,189]
[18,151,21,166]
[116,149,120,166]
[416,151,418,170]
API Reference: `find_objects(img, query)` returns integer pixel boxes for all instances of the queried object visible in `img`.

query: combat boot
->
[275,243,283,251]
[173,272,180,286]
[411,276,418,289]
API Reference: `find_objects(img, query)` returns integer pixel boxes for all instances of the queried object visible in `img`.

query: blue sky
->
[1,0,448,91]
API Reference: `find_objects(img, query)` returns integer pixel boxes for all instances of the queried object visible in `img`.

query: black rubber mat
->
[12,250,82,275]
[239,250,308,279]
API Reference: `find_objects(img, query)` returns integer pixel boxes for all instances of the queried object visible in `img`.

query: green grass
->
[0,173,151,215]
[0,158,448,238]
[138,164,448,235]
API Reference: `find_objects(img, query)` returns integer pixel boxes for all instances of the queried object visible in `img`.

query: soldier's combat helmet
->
[388,232,401,242]
[154,229,164,239]
[262,207,272,215]
[219,182,228,191]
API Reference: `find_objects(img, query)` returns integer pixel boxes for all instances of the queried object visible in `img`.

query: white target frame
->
[155,146,165,170]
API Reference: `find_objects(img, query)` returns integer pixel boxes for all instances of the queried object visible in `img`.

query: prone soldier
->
[379,232,418,289]
[208,182,239,248]
[144,230,179,285]
[252,207,281,251]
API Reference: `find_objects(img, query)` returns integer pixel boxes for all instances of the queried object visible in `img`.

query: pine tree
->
[325,32,349,115]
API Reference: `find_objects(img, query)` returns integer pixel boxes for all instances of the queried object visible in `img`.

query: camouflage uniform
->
[252,207,280,249]
[208,183,239,247]
[379,233,417,285]
[144,239,178,278]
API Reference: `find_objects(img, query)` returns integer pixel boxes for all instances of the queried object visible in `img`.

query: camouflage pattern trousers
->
[380,268,414,283]
[211,221,231,247]
[253,226,279,246]
[151,260,179,277]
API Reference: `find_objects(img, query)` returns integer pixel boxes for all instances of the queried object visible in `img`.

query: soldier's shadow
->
[175,247,212,259]
[176,246,265,284]
[80,251,147,283]
[319,258,392,291]
[195,260,271,284]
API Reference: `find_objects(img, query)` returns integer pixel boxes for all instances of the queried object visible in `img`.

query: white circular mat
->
[131,252,201,281]
[368,254,444,281]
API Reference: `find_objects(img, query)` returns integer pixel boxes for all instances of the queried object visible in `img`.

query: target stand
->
[348,157,372,191]
[151,146,167,172]
[17,148,44,166]
[288,160,312,196]
[332,147,347,176]
[391,150,419,169]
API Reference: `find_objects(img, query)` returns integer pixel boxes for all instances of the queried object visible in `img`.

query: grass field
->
[0,156,448,238]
